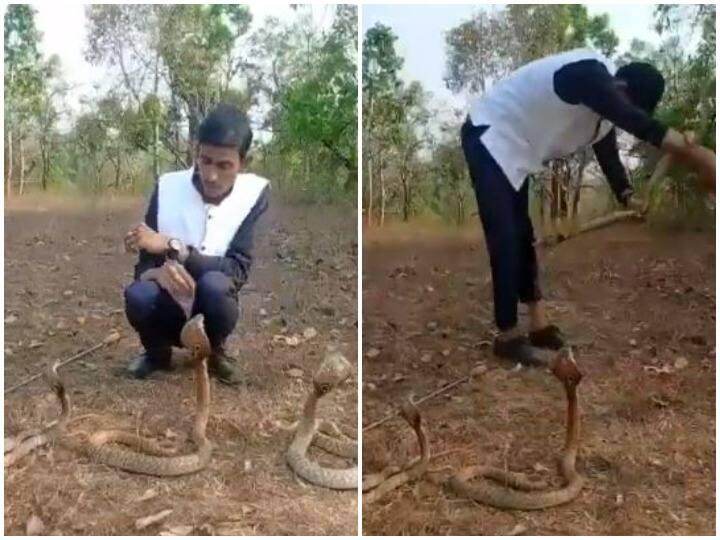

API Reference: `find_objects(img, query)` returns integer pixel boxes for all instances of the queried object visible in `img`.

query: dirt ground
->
[362,220,715,535]
[4,194,358,536]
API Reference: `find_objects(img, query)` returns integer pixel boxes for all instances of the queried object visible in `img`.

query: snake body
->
[5,314,213,476]
[363,400,430,503]
[286,351,358,490]
[449,347,584,510]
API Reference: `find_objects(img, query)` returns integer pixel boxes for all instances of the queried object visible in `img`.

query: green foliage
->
[444,12,511,94]
[155,4,253,118]
[444,5,620,94]
[4,4,44,111]
[363,22,476,225]
[8,6,356,203]
[619,5,715,229]
[363,23,403,97]
[253,5,358,202]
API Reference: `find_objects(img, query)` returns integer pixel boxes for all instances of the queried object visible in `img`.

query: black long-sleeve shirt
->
[133,168,269,291]
[553,59,668,203]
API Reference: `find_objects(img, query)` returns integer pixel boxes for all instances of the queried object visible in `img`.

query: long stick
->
[362,375,471,433]
[4,331,121,395]
[540,153,674,247]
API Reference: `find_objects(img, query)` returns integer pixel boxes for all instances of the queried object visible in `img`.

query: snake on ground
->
[449,346,584,510]
[5,314,213,476]
[362,399,430,503]
[285,351,358,490]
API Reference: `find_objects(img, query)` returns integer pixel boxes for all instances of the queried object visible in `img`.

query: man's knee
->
[124,280,161,323]
[194,272,238,343]
[196,271,234,301]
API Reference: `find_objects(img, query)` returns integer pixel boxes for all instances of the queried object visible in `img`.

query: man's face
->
[197,143,243,199]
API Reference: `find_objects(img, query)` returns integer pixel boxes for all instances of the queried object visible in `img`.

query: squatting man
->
[124,104,270,384]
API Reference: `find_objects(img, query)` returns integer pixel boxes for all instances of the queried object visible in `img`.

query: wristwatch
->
[167,238,188,263]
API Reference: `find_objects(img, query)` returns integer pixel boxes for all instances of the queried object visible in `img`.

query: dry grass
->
[362,222,715,535]
[4,194,358,535]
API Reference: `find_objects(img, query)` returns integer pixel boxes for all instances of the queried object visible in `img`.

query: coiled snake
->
[449,346,584,509]
[361,347,584,508]
[5,314,213,476]
[285,351,358,490]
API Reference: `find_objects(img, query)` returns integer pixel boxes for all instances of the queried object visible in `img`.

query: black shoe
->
[127,349,172,379]
[493,336,546,367]
[529,325,565,350]
[208,348,242,385]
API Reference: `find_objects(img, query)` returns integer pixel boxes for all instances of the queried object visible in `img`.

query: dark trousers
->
[461,119,541,331]
[124,270,239,351]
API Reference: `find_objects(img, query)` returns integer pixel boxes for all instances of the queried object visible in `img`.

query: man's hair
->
[615,62,665,114]
[197,103,253,159]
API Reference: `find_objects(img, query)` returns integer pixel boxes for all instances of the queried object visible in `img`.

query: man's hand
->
[140,261,195,297]
[625,195,647,215]
[661,128,716,193]
[125,223,171,255]
[140,261,196,316]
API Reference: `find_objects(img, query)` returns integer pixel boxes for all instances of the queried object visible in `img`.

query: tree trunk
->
[171,91,182,169]
[6,128,13,198]
[538,179,545,230]
[6,69,13,198]
[153,121,160,181]
[366,97,374,227]
[379,164,386,227]
[114,155,121,189]
[400,152,411,222]
[550,172,559,221]
[401,171,409,221]
[305,153,310,186]
[41,144,48,191]
[367,157,374,227]
[19,137,25,196]
[96,162,102,191]
[186,109,196,166]
[152,53,160,182]
[347,167,355,193]
[456,188,462,225]
[572,151,589,219]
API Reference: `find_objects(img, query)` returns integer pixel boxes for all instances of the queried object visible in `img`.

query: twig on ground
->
[363,375,473,432]
[5,331,121,395]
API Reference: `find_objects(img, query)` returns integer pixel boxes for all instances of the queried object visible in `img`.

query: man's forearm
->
[134,251,164,280]
[592,129,633,205]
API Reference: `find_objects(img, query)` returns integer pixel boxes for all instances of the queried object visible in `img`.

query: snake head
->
[43,362,67,399]
[312,351,352,396]
[180,314,212,359]
[550,346,583,390]
[399,400,422,430]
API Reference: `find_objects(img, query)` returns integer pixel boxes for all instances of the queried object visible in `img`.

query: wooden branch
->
[538,210,642,248]
[538,152,674,247]
[5,331,121,395]
[642,153,673,214]
[362,375,472,433]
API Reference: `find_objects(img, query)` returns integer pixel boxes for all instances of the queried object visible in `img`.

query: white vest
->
[468,48,616,190]
[157,168,269,257]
